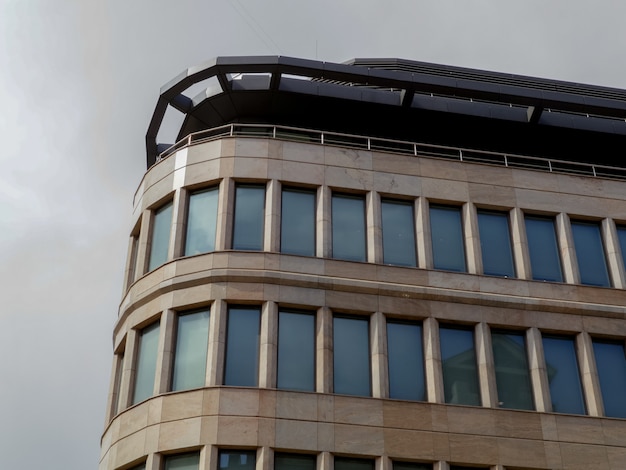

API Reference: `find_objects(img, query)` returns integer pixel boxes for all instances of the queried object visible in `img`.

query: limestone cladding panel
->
[100,389,626,469]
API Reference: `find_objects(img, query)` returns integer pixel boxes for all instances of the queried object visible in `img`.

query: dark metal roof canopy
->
[146,56,626,168]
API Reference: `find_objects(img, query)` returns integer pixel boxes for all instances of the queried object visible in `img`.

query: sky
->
[1,1,626,468]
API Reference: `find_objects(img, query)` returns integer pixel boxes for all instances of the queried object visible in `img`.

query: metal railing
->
[157,123,626,181]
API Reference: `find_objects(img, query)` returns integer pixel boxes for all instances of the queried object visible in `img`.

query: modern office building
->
[100,56,626,470]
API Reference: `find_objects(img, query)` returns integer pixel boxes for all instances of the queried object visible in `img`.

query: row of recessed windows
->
[130,181,626,289]
[112,304,626,419]
[127,449,499,470]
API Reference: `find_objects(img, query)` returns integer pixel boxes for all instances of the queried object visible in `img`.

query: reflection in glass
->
[132,321,160,404]
[387,321,425,400]
[185,187,218,255]
[233,184,265,250]
[542,335,585,414]
[148,201,173,271]
[525,215,563,282]
[278,310,315,391]
[275,454,316,470]
[430,205,466,272]
[334,458,374,470]
[281,188,316,256]
[571,221,610,287]
[491,330,534,410]
[165,452,200,470]
[219,450,256,470]
[440,326,480,406]
[334,316,370,396]
[382,199,416,266]
[332,194,366,261]
[171,309,210,391]
[593,339,626,418]
[224,307,260,386]
[477,210,515,277]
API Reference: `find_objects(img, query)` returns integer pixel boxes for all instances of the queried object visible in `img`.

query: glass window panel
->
[477,210,515,277]
[224,307,260,386]
[165,452,200,470]
[387,321,425,401]
[593,339,626,418]
[281,188,316,256]
[219,450,256,470]
[571,221,610,287]
[333,316,371,396]
[525,215,563,282]
[382,199,417,266]
[233,184,265,250]
[439,326,480,406]
[171,309,210,391]
[148,201,173,271]
[335,458,374,470]
[128,465,146,470]
[275,453,316,470]
[430,205,466,272]
[542,335,585,414]
[491,330,534,410]
[393,463,431,470]
[112,352,124,416]
[132,321,160,404]
[277,310,315,391]
[332,194,366,262]
[185,187,219,256]
[616,225,626,270]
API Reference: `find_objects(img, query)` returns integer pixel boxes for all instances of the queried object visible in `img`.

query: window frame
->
[524,214,563,282]
[223,305,261,387]
[439,323,481,406]
[280,186,317,257]
[184,185,220,256]
[381,197,417,267]
[131,320,161,405]
[333,314,372,397]
[147,199,174,272]
[476,208,515,278]
[170,308,211,392]
[331,192,367,262]
[429,203,467,272]
[386,319,426,401]
[232,183,266,251]
[277,308,316,392]
[491,328,534,411]
[570,219,610,287]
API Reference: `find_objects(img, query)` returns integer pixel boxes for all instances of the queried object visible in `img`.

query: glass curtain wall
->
[232,184,265,250]
[281,188,316,256]
[525,215,563,282]
[333,316,371,396]
[132,321,160,404]
[571,221,610,287]
[439,325,480,406]
[185,187,219,255]
[430,205,466,272]
[542,335,585,414]
[171,309,210,391]
[477,210,515,277]
[277,310,315,391]
[387,321,425,400]
[593,339,626,418]
[332,194,366,261]
[491,330,534,410]
[148,201,173,271]
[381,199,417,266]
[224,307,260,386]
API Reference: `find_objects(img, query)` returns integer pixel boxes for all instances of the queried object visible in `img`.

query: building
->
[100,56,626,470]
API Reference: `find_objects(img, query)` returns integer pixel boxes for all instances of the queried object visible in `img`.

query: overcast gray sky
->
[1,1,626,468]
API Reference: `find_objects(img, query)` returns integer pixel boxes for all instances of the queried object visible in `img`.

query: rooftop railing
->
[157,123,626,181]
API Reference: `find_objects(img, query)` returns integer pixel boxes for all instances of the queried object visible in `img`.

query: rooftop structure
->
[101,56,626,470]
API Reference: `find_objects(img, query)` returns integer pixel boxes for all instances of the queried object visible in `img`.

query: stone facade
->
[101,135,626,470]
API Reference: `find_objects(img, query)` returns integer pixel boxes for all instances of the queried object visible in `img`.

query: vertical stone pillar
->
[602,217,625,289]
[155,309,176,394]
[216,177,234,250]
[259,301,278,389]
[463,202,482,275]
[415,197,433,270]
[526,327,551,412]
[510,207,531,279]
[317,307,333,393]
[318,186,332,258]
[475,322,497,408]
[577,332,603,417]
[367,191,383,264]
[207,300,227,386]
[556,212,578,284]
[119,328,138,410]
[265,179,281,252]
[423,317,444,403]
[370,311,388,399]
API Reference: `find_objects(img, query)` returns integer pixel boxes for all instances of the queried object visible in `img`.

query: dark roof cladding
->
[147,56,626,169]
